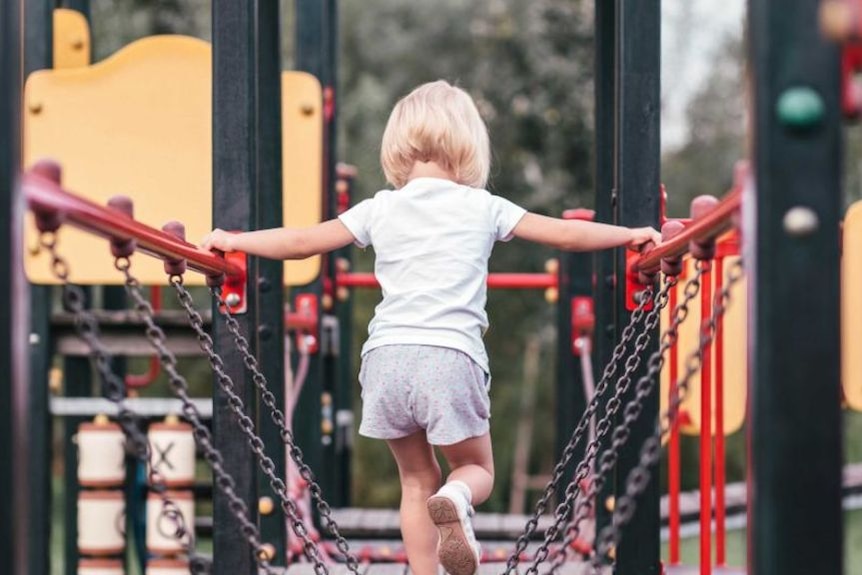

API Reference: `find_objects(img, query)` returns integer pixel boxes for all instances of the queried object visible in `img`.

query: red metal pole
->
[632,187,742,274]
[714,257,726,566]
[669,279,681,565]
[24,168,243,280]
[337,271,558,290]
[700,263,713,575]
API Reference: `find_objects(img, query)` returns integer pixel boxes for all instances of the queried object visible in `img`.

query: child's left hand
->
[628,226,662,250]
[201,228,236,252]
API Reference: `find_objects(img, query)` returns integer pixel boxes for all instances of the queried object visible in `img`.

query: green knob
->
[776,87,825,129]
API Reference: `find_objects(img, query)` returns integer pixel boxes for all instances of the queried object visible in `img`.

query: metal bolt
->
[258,324,272,341]
[605,495,615,511]
[258,543,276,561]
[777,86,825,129]
[29,333,40,345]
[783,206,819,237]
[224,293,241,307]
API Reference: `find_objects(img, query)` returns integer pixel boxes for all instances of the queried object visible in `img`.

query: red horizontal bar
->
[632,186,743,272]
[23,170,243,279]
[338,272,558,290]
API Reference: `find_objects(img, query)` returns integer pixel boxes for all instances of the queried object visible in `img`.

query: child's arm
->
[201,219,356,260]
[511,213,661,251]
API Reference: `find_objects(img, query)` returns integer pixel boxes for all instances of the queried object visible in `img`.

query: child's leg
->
[386,430,442,575]
[438,432,494,504]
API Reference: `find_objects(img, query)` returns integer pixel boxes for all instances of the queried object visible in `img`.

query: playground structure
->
[0,1,859,575]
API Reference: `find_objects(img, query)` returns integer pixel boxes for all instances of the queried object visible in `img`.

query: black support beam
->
[1,1,29,575]
[613,0,661,572]
[748,1,844,574]
[255,0,287,562]
[212,3,260,574]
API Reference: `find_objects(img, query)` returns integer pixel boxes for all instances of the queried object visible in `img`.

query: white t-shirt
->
[338,177,527,373]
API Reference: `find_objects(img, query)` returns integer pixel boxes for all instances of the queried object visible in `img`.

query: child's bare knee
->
[399,465,443,493]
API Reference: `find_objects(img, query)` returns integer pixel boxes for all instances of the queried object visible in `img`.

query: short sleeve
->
[338,198,375,248]
[489,195,527,242]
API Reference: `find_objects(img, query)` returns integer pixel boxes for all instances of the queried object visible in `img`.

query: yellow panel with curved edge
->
[842,201,862,411]
[660,250,747,436]
[281,72,323,286]
[53,8,91,69]
[24,35,321,286]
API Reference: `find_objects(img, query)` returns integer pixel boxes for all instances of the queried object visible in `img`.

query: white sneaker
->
[427,482,481,575]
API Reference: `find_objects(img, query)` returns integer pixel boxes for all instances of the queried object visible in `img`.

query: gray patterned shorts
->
[358,345,491,446]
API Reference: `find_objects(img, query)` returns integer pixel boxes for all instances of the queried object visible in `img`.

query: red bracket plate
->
[571,296,595,356]
[221,251,248,314]
[625,249,655,312]
[286,293,320,354]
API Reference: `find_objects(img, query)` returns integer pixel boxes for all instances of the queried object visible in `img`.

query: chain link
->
[502,285,657,574]
[36,237,201,571]
[544,269,702,573]
[114,258,276,575]
[590,259,744,573]
[211,287,362,574]
[521,273,691,575]
[173,282,332,575]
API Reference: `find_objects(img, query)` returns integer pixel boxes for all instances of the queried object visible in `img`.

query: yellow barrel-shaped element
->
[843,201,862,411]
[78,490,126,556]
[147,420,195,488]
[53,8,91,69]
[660,250,747,436]
[146,490,194,555]
[78,558,124,575]
[146,558,190,575]
[78,421,125,488]
[24,35,322,286]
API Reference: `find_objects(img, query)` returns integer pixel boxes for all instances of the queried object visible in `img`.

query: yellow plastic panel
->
[53,8,91,69]
[843,201,862,410]
[660,252,747,435]
[24,35,322,286]
[281,72,323,286]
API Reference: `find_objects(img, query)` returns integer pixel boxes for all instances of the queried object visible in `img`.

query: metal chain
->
[114,258,275,575]
[35,234,201,571]
[590,259,744,572]
[522,272,692,575]
[173,282,332,575]
[502,285,655,575]
[544,268,702,573]
[211,287,362,574]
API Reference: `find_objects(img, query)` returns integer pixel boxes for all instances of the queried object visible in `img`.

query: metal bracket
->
[285,293,319,354]
[571,296,595,356]
[220,250,248,314]
[625,249,655,312]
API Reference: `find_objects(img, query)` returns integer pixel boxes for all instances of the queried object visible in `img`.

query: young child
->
[202,80,660,575]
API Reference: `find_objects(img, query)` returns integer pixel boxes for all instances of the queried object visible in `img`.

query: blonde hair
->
[381,80,490,189]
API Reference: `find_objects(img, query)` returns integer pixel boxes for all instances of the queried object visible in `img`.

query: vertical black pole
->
[593,0,618,540]
[1,2,30,575]
[60,0,90,20]
[613,0,660,572]
[748,1,843,574]
[212,3,260,574]
[293,0,326,499]
[23,3,53,574]
[255,0,287,563]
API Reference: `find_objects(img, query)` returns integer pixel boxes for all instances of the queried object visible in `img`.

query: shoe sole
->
[427,496,478,575]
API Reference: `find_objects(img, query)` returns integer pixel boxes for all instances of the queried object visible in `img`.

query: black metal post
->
[23,2,53,574]
[212,3,260,573]
[1,2,30,575]
[748,1,843,574]
[593,0,618,541]
[255,0,287,562]
[613,0,660,572]
[293,0,326,500]
[60,0,89,20]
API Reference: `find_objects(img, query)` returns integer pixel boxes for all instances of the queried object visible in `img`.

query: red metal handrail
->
[632,186,743,274]
[23,165,242,280]
[337,271,558,290]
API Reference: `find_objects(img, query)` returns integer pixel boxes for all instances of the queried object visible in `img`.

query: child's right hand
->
[200,228,236,253]
[628,226,662,250]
